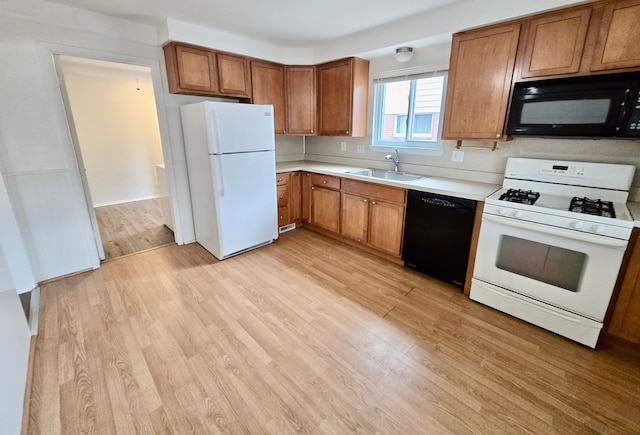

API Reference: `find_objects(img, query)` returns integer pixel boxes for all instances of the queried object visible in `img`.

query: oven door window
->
[496,235,586,292]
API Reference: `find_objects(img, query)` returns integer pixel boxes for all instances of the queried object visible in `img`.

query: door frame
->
[38,42,183,266]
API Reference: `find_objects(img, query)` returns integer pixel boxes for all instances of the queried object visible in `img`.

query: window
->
[373,72,447,150]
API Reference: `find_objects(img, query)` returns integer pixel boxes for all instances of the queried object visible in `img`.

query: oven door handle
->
[482,214,629,249]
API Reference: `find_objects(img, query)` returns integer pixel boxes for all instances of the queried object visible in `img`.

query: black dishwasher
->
[402,190,476,289]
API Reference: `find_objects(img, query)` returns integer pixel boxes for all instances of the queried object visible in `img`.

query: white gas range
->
[471,158,636,348]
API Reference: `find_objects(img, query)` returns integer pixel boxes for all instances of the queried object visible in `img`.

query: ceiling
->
[43,0,461,47]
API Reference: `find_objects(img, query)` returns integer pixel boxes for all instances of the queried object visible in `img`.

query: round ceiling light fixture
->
[395,47,414,62]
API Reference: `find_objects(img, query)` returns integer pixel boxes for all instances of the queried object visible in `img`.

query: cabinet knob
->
[311,130,314,133]
[323,180,327,184]
[346,130,349,134]
[277,178,283,182]
[363,199,368,203]
[371,200,377,205]
[279,195,283,199]
[306,173,310,176]
[495,133,501,138]
[311,186,315,190]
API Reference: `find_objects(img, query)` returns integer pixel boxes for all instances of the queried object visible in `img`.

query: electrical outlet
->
[356,144,365,153]
[452,150,465,162]
[340,141,347,151]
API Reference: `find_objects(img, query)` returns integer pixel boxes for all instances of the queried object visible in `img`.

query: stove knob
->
[513,210,523,219]
[498,207,508,216]
[592,225,607,235]
[571,221,585,230]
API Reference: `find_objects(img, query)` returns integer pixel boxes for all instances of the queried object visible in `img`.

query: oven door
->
[473,214,628,321]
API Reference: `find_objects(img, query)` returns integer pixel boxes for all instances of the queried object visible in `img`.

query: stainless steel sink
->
[347,168,425,182]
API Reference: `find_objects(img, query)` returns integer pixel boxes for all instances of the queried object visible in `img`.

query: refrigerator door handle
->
[205,115,223,155]
[213,154,225,196]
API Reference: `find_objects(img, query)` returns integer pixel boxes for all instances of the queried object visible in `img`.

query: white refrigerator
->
[180,101,279,260]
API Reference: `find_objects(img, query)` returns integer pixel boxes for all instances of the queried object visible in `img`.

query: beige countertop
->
[276,160,500,202]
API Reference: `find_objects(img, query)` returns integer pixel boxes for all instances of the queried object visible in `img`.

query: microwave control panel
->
[626,90,640,136]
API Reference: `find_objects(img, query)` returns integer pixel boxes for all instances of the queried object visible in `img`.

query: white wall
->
[0,289,31,435]
[305,45,640,201]
[62,62,165,206]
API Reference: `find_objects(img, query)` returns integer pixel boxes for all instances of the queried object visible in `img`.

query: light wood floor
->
[25,229,640,434]
[95,198,175,260]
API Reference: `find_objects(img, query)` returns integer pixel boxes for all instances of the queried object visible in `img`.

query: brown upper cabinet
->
[316,57,369,137]
[164,42,368,137]
[518,0,640,79]
[251,60,286,134]
[591,0,640,71]
[164,43,218,94]
[163,42,251,99]
[285,66,316,135]
[442,23,521,141]
[519,7,592,78]
[217,53,252,98]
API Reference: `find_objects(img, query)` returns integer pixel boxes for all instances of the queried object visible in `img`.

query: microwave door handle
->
[616,89,631,130]
[482,214,629,249]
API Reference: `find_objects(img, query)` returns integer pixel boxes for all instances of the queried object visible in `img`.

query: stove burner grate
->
[499,189,540,205]
[569,197,616,218]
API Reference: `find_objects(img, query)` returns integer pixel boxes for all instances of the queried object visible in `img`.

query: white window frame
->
[371,70,448,156]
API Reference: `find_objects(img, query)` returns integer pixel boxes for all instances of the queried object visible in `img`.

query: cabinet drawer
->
[278,205,290,227]
[342,179,406,204]
[277,184,289,206]
[276,174,289,185]
[311,173,341,190]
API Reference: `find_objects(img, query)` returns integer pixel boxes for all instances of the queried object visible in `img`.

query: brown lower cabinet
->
[289,172,302,223]
[310,174,341,233]
[340,179,406,256]
[280,171,406,258]
[607,228,640,344]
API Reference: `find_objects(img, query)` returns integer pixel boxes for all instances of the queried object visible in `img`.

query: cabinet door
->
[607,231,640,343]
[290,172,302,223]
[340,193,369,243]
[285,66,316,135]
[368,200,405,256]
[217,53,252,97]
[251,61,285,134]
[278,205,290,228]
[316,58,369,137]
[591,0,640,71]
[442,23,521,141]
[301,172,311,223]
[311,187,340,233]
[168,44,219,93]
[317,58,352,136]
[520,8,591,78]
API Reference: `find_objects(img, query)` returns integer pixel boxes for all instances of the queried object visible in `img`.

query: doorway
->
[55,55,176,260]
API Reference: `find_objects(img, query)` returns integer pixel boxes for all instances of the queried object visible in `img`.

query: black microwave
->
[506,72,640,138]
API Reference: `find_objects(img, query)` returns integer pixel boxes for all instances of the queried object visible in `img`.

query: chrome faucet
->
[385,148,400,172]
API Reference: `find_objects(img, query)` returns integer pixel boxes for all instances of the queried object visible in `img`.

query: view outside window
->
[375,74,445,147]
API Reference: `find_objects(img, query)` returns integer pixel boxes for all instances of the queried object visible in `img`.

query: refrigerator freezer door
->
[204,102,275,154]
[201,150,278,259]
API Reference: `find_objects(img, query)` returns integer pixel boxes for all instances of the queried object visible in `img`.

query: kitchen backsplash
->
[279,135,640,202]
